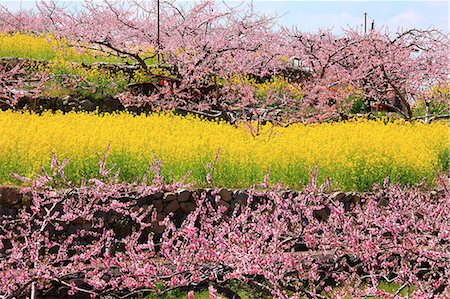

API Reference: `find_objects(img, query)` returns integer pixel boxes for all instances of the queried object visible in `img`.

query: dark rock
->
[153,200,163,213]
[117,196,133,203]
[0,186,22,207]
[107,211,122,224]
[60,279,92,298]
[66,224,80,235]
[234,192,249,206]
[0,207,17,217]
[177,189,191,202]
[180,202,196,214]
[313,206,331,221]
[378,197,389,207]
[68,101,78,109]
[342,202,352,212]
[137,195,151,206]
[219,188,232,202]
[80,99,96,111]
[165,200,180,213]
[21,193,32,207]
[218,199,231,211]
[343,192,361,204]
[94,210,108,218]
[152,214,166,234]
[293,242,309,252]
[153,191,164,200]
[330,191,346,202]
[114,219,132,238]
[252,195,267,206]
[163,192,177,202]
[172,210,187,227]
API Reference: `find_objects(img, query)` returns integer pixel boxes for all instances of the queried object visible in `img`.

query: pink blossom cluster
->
[282,27,449,122]
[0,64,25,108]
[0,1,448,122]
[0,6,44,34]
[0,63,50,108]
[0,154,448,298]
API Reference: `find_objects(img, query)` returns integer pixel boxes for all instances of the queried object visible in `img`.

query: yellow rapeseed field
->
[0,32,123,63]
[0,111,448,190]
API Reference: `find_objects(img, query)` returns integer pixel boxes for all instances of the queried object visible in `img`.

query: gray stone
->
[80,99,96,111]
[68,101,78,109]
[62,95,71,106]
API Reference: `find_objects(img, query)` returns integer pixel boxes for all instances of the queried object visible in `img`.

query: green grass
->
[140,281,414,299]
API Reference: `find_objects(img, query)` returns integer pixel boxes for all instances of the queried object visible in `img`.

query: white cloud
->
[287,12,363,33]
[385,10,424,30]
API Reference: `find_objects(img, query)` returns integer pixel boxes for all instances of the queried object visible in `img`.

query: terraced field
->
[0,2,449,298]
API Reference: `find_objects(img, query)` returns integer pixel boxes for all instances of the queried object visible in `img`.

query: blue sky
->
[2,1,449,34]
[253,1,449,33]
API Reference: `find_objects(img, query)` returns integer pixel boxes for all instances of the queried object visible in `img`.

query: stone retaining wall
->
[0,185,355,231]
[0,185,444,237]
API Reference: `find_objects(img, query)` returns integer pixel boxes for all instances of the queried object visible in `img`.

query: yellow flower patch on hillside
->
[0,111,447,190]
